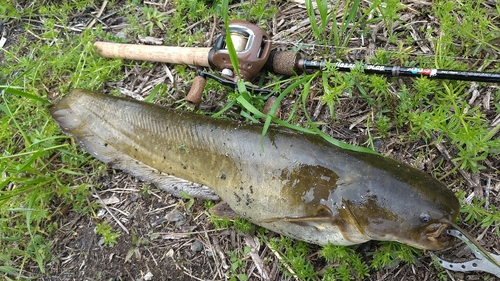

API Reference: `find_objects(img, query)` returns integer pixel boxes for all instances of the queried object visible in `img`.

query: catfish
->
[50,89,460,250]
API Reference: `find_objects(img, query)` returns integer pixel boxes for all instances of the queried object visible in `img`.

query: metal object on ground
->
[430,229,500,277]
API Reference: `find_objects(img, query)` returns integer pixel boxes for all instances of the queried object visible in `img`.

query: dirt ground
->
[4,0,500,280]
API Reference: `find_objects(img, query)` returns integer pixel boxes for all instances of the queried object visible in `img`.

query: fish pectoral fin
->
[260,215,333,227]
[340,201,367,237]
[209,202,238,220]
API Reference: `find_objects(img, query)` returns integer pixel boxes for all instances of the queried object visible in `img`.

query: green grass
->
[1,0,500,280]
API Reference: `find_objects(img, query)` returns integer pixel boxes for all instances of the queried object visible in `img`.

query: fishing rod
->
[94,20,500,108]
[266,51,500,83]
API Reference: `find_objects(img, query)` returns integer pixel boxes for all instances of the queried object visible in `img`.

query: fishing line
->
[446,220,500,269]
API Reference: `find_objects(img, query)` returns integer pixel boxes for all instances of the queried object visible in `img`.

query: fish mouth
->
[424,223,453,245]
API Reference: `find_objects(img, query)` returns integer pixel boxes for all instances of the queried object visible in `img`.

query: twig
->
[92,188,129,234]
[203,226,226,279]
[87,0,108,29]
[207,15,217,47]
[245,235,270,280]
[146,247,158,266]
[433,140,480,191]
[266,240,300,281]
[485,177,491,209]
[181,265,206,281]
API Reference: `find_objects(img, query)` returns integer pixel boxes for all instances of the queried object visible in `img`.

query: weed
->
[242,0,278,24]
[228,246,252,281]
[207,211,254,234]
[1,1,125,276]
[320,244,370,281]
[458,191,500,237]
[408,83,499,173]
[180,191,195,212]
[370,242,421,271]
[320,61,359,118]
[374,0,404,39]
[0,2,18,18]
[95,221,120,247]
[125,229,149,262]
[142,6,169,35]
[432,258,449,281]
[268,237,317,280]
[306,0,375,57]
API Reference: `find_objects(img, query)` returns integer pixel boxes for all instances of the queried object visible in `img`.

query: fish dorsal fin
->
[209,202,238,219]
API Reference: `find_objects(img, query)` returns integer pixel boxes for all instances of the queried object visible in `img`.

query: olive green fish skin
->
[50,89,460,250]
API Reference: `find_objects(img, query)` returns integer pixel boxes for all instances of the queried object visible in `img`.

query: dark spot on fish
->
[174,186,178,190]
[104,143,108,147]
[163,156,166,159]
[135,147,138,151]
[243,193,254,208]
[249,186,253,194]
[281,164,338,211]
[182,164,187,169]
[240,186,243,190]
[234,192,241,202]
[221,173,226,180]
[135,161,139,165]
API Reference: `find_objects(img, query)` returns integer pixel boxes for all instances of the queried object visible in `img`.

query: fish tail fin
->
[50,89,220,200]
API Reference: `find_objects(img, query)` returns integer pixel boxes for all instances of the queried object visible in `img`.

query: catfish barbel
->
[50,89,460,250]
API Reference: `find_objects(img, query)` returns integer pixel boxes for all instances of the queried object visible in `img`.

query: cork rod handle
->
[94,42,211,67]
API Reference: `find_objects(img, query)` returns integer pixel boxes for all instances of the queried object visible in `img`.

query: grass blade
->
[3,87,51,105]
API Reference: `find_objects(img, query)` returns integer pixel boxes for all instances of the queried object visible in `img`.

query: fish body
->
[50,89,459,250]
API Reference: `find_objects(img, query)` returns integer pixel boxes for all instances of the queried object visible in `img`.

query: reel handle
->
[185,75,206,108]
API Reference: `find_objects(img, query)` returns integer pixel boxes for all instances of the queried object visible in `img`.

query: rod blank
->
[269,52,500,83]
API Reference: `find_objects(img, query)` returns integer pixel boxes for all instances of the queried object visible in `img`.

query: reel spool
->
[230,32,249,52]
[187,20,273,108]
[209,20,272,81]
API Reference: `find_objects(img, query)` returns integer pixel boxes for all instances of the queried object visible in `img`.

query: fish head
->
[329,155,461,251]
[339,190,459,250]
[343,176,460,250]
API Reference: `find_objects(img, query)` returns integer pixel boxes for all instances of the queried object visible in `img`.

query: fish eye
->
[419,213,431,223]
